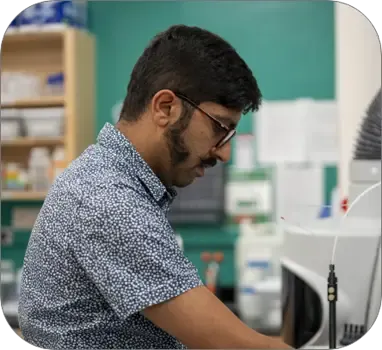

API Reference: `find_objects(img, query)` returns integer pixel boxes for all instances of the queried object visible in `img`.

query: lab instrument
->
[280,88,381,348]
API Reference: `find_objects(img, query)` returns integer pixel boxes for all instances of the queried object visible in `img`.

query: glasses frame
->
[175,93,236,148]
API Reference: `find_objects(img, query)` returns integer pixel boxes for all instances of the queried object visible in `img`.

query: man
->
[19,25,291,349]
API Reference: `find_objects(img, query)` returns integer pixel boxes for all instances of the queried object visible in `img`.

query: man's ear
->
[150,89,181,127]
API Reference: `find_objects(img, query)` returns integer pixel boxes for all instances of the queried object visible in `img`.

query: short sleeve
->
[71,186,203,320]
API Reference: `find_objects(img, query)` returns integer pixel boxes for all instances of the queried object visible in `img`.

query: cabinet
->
[1,29,95,201]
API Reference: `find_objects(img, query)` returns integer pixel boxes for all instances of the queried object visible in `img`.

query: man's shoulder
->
[49,144,166,230]
[72,182,172,246]
[79,182,161,224]
[54,144,150,208]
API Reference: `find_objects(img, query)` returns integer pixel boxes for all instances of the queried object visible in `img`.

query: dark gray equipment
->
[354,88,381,160]
[167,162,226,225]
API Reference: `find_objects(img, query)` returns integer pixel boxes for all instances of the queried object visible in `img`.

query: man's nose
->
[211,142,231,163]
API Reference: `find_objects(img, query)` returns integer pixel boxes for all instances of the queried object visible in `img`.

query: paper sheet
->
[256,99,338,165]
[275,164,323,225]
[235,134,255,170]
[306,101,339,163]
[256,100,310,165]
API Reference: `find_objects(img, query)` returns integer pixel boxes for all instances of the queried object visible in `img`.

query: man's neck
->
[116,120,171,187]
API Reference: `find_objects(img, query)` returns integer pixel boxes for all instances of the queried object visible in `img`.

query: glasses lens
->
[217,129,236,148]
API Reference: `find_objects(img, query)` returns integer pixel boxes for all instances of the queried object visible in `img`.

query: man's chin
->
[173,176,198,188]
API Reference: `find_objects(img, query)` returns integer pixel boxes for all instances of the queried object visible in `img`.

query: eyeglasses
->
[175,93,236,148]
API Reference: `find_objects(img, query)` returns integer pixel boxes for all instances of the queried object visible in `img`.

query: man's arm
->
[74,187,291,349]
[144,284,291,349]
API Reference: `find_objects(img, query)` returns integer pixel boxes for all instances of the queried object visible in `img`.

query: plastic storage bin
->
[22,108,64,138]
[1,72,42,102]
[1,109,22,140]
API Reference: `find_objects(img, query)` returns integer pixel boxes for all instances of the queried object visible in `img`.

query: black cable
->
[328,264,338,349]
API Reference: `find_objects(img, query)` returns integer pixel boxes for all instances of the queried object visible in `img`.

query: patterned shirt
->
[19,122,203,349]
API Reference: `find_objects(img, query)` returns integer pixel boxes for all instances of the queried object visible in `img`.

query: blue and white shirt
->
[19,122,203,349]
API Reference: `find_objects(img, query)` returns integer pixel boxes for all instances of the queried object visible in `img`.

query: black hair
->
[120,24,262,122]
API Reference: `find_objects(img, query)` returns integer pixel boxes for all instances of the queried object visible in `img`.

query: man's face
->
[164,98,241,188]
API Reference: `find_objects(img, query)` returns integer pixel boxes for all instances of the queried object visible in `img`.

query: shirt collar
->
[97,123,176,204]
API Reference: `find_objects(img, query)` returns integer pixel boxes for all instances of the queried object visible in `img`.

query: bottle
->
[28,147,51,191]
[50,147,66,182]
[5,163,21,190]
[237,253,271,327]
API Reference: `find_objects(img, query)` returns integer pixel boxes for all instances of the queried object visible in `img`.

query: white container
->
[1,109,21,140]
[1,73,41,101]
[237,269,262,325]
[1,119,21,140]
[265,299,282,330]
[235,221,282,281]
[20,73,42,98]
[28,147,51,191]
[23,108,64,137]
[237,253,271,326]
[1,72,15,103]
[254,276,282,330]
[51,147,66,182]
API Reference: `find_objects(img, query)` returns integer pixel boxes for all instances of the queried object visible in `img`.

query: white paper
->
[256,100,309,165]
[275,164,323,226]
[235,134,255,170]
[306,101,339,163]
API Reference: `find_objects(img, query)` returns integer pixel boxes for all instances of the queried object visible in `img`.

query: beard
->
[164,109,218,170]
[165,111,191,166]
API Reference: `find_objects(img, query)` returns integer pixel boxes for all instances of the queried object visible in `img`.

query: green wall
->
[1,1,337,288]
[89,0,335,133]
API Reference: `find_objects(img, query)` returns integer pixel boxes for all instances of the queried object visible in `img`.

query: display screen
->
[281,266,323,348]
[167,163,226,225]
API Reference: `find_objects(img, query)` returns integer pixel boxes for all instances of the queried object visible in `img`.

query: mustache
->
[201,158,217,168]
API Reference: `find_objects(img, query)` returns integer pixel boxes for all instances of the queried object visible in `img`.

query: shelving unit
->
[1,137,64,147]
[1,28,96,201]
[2,191,48,201]
[1,96,65,109]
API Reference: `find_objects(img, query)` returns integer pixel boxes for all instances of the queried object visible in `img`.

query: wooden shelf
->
[1,137,64,147]
[1,96,64,109]
[1,191,48,201]
[1,28,95,203]
[3,31,64,46]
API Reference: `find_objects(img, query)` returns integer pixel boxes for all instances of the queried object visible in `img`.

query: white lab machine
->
[280,208,380,348]
[280,89,381,348]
